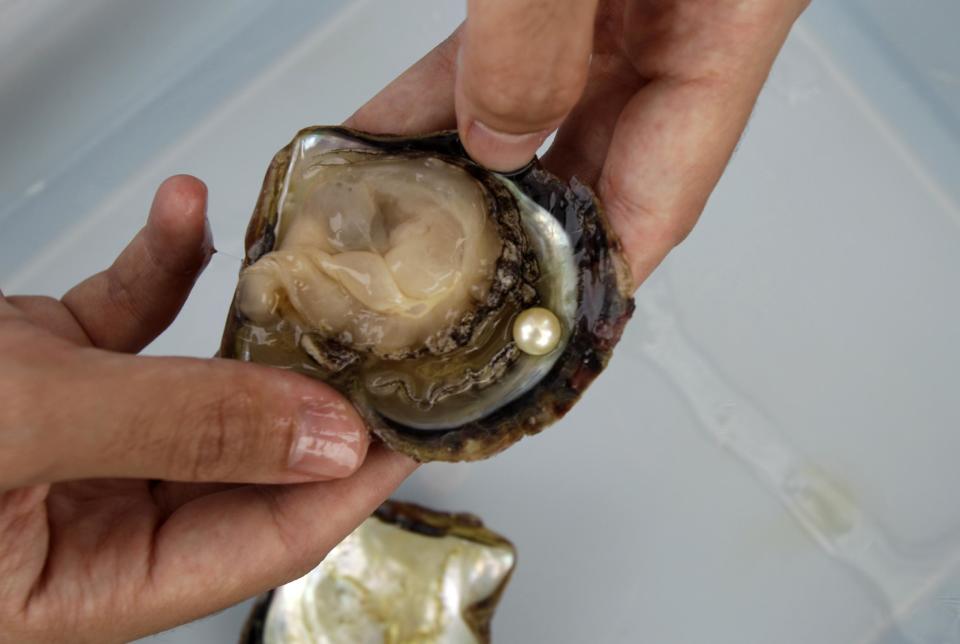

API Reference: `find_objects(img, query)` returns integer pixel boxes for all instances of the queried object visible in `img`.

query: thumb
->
[456,0,598,171]
[3,347,369,487]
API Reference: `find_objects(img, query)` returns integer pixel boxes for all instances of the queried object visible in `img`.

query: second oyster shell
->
[240,501,516,644]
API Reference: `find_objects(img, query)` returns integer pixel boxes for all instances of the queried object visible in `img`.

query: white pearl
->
[512,307,562,356]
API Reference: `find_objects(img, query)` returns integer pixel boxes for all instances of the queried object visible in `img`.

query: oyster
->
[220,127,633,461]
[240,501,516,644]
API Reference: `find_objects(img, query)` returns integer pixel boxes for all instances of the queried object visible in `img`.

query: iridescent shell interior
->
[240,501,516,644]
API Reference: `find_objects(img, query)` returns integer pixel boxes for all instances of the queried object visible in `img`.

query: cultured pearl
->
[512,307,562,356]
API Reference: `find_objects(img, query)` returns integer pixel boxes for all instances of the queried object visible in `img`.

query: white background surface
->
[2,1,960,642]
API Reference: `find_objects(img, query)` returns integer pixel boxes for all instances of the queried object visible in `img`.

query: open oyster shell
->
[240,501,516,644]
[220,127,633,461]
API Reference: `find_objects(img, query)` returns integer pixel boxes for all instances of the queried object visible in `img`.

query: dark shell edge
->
[219,126,635,462]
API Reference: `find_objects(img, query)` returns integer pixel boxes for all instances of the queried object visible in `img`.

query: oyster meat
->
[220,127,633,461]
[240,501,516,644]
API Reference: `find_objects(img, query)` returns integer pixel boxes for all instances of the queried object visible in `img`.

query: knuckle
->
[0,375,26,433]
[599,173,697,250]
[186,411,233,481]
[0,377,31,484]
[177,378,261,481]
[0,338,63,486]
[105,269,148,327]
[433,29,461,79]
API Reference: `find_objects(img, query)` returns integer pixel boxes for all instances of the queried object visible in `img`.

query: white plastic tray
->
[2,1,959,642]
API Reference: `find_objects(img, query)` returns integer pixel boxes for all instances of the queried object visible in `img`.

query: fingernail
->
[464,120,550,172]
[288,402,365,478]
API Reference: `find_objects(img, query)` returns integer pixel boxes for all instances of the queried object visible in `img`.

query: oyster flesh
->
[220,127,633,461]
[240,501,516,644]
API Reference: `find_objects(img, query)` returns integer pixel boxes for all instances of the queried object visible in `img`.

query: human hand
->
[349,0,811,288]
[0,176,416,642]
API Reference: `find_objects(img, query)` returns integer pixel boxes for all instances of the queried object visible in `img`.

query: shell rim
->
[219,126,635,462]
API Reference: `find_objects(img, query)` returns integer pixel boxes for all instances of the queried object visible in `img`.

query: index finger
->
[1,347,369,489]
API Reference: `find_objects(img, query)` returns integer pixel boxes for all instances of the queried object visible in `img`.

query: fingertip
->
[147,175,212,270]
[151,175,208,235]
[156,173,207,206]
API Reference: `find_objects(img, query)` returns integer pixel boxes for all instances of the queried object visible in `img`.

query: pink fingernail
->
[288,402,365,478]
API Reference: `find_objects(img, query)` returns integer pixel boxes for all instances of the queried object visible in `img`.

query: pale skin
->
[0,1,808,640]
